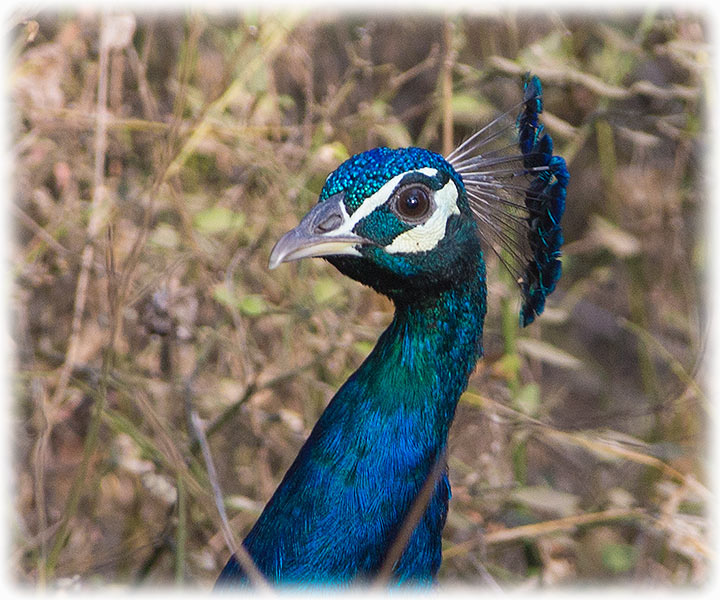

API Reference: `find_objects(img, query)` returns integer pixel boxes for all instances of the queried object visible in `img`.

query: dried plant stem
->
[41,13,202,581]
[49,18,111,411]
[441,18,455,156]
[373,451,447,586]
[443,508,648,559]
[31,391,49,587]
[390,43,440,91]
[462,391,709,497]
[486,55,700,102]
[620,317,706,407]
[204,346,337,442]
[13,204,70,257]
[164,17,298,181]
[45,347,113,578]
[112,17,202,312]
[175,475,187,584]
[188,411,271,592]
[38,11,112,582]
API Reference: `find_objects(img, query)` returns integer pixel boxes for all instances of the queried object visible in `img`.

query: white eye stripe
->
[332,167,440,236]
[384,179,460,254]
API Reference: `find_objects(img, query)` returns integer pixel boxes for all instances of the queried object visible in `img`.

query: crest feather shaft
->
[447,75,569,326]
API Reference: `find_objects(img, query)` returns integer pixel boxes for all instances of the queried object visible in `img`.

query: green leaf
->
[194,206,245,235]
[353,340,375,357]
[451,94,495,126]
[514,383,540,417]
[495,352,521,379]
[375,122,412,148]
[319,141,350,163]
[212,283,236,309]
[601,543,636,574]
[150,223,180,249]
[370,98,389,117]
[277,94,296,111]
[212,284,268,316]
[312,277,345,305]
[238,294,268,316]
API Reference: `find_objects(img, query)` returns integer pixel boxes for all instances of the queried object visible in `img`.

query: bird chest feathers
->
[216,75,569,588]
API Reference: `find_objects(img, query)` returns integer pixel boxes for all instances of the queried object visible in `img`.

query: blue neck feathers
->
[217,252,487,587]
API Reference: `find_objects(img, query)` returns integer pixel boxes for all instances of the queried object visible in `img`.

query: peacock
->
[216,75,569,587]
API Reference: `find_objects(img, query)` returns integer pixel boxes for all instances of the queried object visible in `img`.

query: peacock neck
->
[364,261,488,440]
[229,257,487,585]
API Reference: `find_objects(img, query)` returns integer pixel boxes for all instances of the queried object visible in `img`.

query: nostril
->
[315,213,342,233]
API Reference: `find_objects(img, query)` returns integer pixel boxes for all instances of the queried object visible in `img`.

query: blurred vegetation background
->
[10,6,709,590]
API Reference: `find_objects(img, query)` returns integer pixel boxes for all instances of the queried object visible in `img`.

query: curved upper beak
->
[269,193,367,269]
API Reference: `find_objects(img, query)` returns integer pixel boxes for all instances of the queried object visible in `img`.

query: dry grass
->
[10,8,708,589]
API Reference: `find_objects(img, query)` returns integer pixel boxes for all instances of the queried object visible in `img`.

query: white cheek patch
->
[384,179,460,254]
[333,167,441,236]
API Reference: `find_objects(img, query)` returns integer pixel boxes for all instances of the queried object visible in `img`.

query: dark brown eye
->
[394,185,432,221]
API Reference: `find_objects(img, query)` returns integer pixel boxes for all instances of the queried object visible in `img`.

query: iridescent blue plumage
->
[217,76,568,588]
[321,147,460,208]
[515,75,569,326]
[218,264,485,586]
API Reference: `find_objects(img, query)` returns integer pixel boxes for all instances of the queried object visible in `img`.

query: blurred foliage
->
[10,7,708,590]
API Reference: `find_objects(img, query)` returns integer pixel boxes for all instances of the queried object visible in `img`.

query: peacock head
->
[269,146,481,301]
[268,76,569,323]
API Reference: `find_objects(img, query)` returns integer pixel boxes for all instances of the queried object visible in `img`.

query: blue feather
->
[517,74,569,326]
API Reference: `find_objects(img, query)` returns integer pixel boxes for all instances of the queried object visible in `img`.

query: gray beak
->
[269,193,367,269]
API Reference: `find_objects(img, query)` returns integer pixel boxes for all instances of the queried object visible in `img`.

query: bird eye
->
[393,185,432,222]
